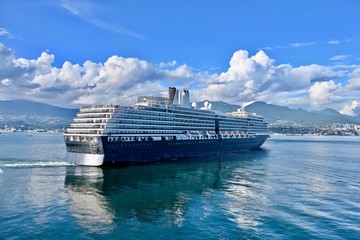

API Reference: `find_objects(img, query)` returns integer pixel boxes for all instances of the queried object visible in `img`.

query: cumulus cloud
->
[0,42,359,111]
[346,67,360,91]
[199,50,343,108]
[340,101,360,117]
[0,42,196,107]
[0,43,15,69]
[308,80,341,107]
[1,78,11,86]
[197,50,275,103]
[159,60,177,68]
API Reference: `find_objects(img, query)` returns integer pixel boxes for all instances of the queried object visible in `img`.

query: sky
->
[0,0,360,116]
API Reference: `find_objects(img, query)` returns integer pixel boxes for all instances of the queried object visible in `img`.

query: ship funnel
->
[181,90,190,107]
[172,88,190,107]
[168,87,176,106]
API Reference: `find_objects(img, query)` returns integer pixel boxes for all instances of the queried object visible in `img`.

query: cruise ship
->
[64,87,269,166]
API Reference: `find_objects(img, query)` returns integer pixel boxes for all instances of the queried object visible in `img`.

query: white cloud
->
[1,79,11,86]
[308,81,340,107]
[0,42,196,107]
[0,42,359,111]
[59,0,145,39]
[327,40,340,45]
[345,67,360,91]
[0,43,15,72]
[340,101,360,116]
[329,55,350,61]
[14,52,54,74]
[0,27,13,38]
[196,50,276,103]
[262,37,354,52]
[199,50,343,108]
[159,60,177,68]
[260,42,316,51]
[289,42,315,48]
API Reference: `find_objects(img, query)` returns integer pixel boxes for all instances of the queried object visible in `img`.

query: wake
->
[0,161,74,168]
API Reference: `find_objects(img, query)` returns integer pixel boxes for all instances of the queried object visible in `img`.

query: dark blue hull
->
[101,135,268,165]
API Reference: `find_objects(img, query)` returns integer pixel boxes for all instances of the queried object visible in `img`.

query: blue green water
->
[0,133,359,239]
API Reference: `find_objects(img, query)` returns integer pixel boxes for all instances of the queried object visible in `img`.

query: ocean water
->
[0,133,359,240]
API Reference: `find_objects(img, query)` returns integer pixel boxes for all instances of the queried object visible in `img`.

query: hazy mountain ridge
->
[245,101,360,126]
[0,100,77,129]
[197,100,360,126]
[0,100,77,117]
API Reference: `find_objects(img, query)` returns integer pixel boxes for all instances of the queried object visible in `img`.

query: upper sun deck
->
[80,104,135,113]
[77,102,262,121]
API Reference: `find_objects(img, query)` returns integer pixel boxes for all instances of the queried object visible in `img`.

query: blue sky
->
[1,0,360,116]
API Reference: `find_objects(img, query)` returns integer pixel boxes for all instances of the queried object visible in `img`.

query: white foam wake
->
[0,161,74,168]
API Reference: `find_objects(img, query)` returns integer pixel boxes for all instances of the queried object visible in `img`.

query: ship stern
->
[65,152,104,166]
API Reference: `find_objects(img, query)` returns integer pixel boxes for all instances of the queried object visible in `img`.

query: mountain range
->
[245,101,360,126]
[197,100,360,126]
[0,100,77,129]
[0,99,359,130]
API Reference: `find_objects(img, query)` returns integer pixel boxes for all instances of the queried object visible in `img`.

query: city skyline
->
[0,0,360,116]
